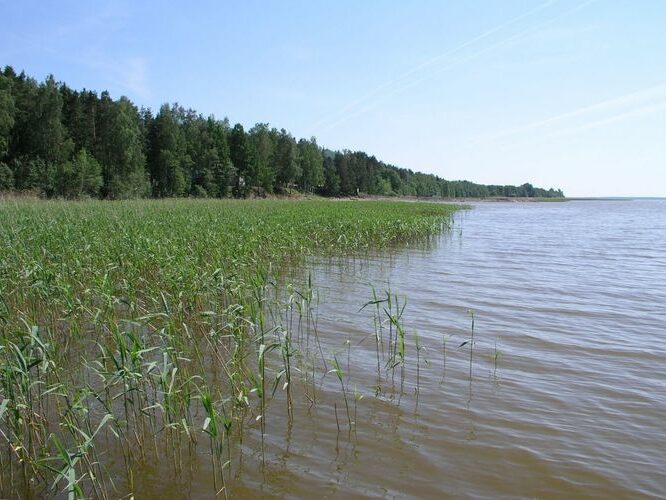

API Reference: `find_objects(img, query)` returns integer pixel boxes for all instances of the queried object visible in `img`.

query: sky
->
[1,0,665,197]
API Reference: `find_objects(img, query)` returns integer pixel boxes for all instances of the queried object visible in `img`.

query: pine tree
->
[229,123,255,196]
[0,73,15,161]
[96,96,148,198]
[148,104,187,197]
[275,129,299,189]
[249,123,277,193]
[298,137,323,193]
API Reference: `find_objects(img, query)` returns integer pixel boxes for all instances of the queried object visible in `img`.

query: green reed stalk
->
[332,356,352,429]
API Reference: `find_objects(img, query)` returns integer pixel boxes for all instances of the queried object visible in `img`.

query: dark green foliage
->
[0,66,565,198]
[229,123,254,196]
[148,104,188,197]
[61,86,97,155]
[298,137,324,193]
[274,129,300,188]
[0,163,13,189]
[208,117,233,198]
[322,156,341,196]
[55,148,102,198]
[9,73,72,169]
[249,123,277,193]
[334,152,354,195]
[0,74,15,160]
[10,157,55,193]
[97,95,148,198]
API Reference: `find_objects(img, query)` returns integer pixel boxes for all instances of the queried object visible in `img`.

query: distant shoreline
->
[353,194,568,204]
[357,195,665,203]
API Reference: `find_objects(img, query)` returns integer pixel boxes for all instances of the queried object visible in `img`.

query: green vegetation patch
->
[0,199,456,314]
[0,198,458,498]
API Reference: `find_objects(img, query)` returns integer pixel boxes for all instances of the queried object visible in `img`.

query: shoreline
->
[354,194,568,204]
[0,191,566,204]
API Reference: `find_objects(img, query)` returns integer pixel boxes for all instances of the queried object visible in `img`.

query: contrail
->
[475,83,666,143]
[311,0,557,133]
[548,98,666,138]
[392,0,600,94]
[483,87,666,153]
[316,0,599,134]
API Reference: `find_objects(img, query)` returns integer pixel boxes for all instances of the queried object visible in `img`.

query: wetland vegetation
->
[0,197,459,498]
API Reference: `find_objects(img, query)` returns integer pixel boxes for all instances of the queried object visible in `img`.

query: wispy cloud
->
[43,52,152,100]
[547,97,666,138]
[311,1,557,134]
[115,57,150,99]
[470,84,666,151]
[476,84,666,143]
[312,0,599,134]
[2,1,151,99]
[385,0,601,96]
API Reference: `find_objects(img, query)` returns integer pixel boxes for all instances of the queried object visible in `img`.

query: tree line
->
[0,67,564,199]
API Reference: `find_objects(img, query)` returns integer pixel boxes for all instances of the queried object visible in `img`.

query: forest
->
[0,67,564,200]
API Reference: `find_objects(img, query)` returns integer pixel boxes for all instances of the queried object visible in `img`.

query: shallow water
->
[142,200,666,498]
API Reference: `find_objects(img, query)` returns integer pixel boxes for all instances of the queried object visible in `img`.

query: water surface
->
[139,199,666,498]
[230,199,666,498]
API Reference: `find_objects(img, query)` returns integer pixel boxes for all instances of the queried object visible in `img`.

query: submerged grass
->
[0,198,458,497]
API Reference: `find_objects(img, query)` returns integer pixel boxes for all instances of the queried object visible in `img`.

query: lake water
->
[134,199,666,498]
[213,199,665,499]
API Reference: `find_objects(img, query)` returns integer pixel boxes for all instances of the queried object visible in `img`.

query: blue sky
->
[1,0,665,196]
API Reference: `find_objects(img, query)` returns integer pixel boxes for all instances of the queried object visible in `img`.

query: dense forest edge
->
[0,67,564,200]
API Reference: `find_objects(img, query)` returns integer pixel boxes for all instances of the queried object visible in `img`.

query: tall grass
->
[0,198,458,497]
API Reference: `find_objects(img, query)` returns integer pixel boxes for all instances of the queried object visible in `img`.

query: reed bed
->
[0,198,457,498]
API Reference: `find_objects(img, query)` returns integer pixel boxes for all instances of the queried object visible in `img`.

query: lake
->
[131,199,666,498]
[217,199,666,499]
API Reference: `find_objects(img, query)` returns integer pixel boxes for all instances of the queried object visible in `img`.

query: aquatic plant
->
[0,198,458,497]
[492,337,502,377]
[459,309,476,380]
